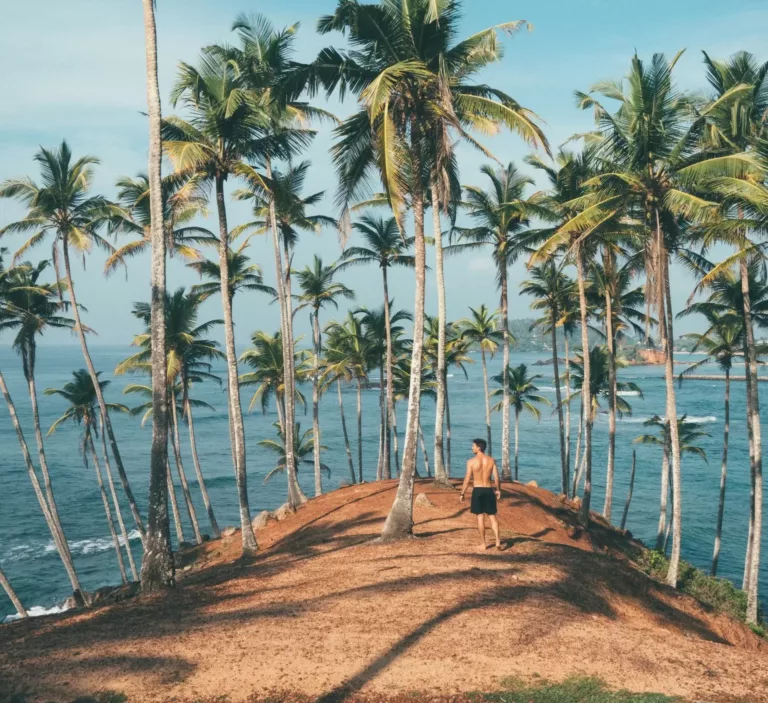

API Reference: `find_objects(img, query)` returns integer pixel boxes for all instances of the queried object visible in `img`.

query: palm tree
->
[0,257,85,606]
[0,142,146,544]
[587,258,648,521]
[107,173,214,274]
[140,0,172,591]
[634,415,711,557]
[295,256,354,496]
[568,346,643,495]
[117,288,225,539]
[307,0,546,541]
[165,50,266,554]
[46,371,131,583]
[679,307,745,576]
[695,52,768,622]
[458,306,503,458]
[342,214,415,479]
[458,163,545,480]
[521,261,578,494]
[0,567,26,619]
[491,364,550,481]
[0,260,85,579]
[575,52,755,585]
[259,422,330,486]
[324,314,372,483]
[356,304,413,480]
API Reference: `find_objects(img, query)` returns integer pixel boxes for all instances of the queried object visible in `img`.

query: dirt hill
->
[1,480,766,703]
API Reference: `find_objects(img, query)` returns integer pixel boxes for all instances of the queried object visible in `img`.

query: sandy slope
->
[0,480,766,703]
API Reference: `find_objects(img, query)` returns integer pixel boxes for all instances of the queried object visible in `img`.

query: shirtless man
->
[460,438,502,551]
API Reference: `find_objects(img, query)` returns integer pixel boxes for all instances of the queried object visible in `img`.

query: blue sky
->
[1,0,767,346]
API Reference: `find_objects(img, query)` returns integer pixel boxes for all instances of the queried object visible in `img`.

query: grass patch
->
[634,548,766,633]
[478,676,679,702]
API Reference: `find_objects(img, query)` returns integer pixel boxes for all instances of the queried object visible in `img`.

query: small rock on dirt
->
[526,480,538,488]
[415,493,435,508]
[221,526,237,538]
[252,510,276,530]
[274,503,296,521]
[87,581,140,607]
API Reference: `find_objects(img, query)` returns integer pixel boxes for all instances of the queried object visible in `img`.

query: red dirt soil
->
[1,480,767,703]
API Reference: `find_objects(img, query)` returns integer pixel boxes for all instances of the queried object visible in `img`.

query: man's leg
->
[476,514,487,549]
[489,515,501,548]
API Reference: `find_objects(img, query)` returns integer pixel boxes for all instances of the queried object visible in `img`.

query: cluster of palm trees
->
[0,1,766,629]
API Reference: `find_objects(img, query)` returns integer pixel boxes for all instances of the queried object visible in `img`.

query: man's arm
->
[493,460,501,498]
[460,461,472,502]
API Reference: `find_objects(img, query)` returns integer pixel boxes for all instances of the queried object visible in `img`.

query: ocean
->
[1,345,766,620]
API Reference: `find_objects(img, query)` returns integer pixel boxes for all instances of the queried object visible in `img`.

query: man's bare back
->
[460,438,502,551]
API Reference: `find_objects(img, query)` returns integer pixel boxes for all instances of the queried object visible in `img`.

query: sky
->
[1,0,767,347]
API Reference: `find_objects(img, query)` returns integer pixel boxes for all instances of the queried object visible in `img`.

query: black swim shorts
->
[470,487,497,515]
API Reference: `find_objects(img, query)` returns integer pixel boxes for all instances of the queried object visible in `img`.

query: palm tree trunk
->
[431,182,449,486]
[61,240,146,543]
[184,394,220,538]
[445,374,452,478]
[481,349,492,457]
[0,370,84,606]
[24,345,77,580]
[0,566,26,619]
[603,269,617,523]
[551,306,567,495]
[382,266,395,480]
[418,420,431,477]
[576,244,593,525]
[356,378,363,483]
[572,399,584,498]
[214,175,257,553]
[565,336,572,494]
[743,324,756,591]
[656,217,682,587]
[87,429,127,585]
[514,406,520,481]
[265,157,305,508]
[99,416,138,581]
[166,458,185,546]
[620,450,637,531]
[712,369,730,577]
[337,379,356,484]
[312,309,323,496]
[741,257,763,624]
[377,360,386,480]
[392,400,401,473]
[500,264,512,481]
[656,440,670,551]
[381,119,426,540]
[140,0,172,592]
[169,399,202,544]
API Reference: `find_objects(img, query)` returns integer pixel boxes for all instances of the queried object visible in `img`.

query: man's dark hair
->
[473,438,487,453]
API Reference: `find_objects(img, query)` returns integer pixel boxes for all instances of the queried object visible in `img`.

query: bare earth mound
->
[1,480,766,703]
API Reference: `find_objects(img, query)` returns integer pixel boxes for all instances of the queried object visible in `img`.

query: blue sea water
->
[0,345,766,621]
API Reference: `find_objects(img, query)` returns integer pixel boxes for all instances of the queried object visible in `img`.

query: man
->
[460,438,502,551]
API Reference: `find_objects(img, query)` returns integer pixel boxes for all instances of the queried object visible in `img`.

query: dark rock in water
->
[201,533,212,542]
[178,541,195,551]
[532,357,567,366]
[87,581,140,607]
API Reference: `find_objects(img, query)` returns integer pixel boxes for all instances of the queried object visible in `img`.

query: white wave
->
[2,604,69,624]
[538,386,569,393]
[619,415,717,425]
[40,529,142,558]
[617,390,641,397]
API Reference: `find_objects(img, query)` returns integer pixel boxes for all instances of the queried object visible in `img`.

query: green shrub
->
[481,676,678,702]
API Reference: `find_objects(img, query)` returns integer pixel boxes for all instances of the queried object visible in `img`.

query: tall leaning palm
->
[342,214,415,479]
[458,305,503,457]
[0,142,146,546]
[458,163,544,480]
[165,51,262,553]
[296,256,354,496]
[491,364,550,481]
[306,0,546,540]
[521,261,577,494]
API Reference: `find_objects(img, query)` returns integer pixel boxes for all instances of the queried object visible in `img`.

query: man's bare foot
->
[495,541,502,551]
[477,543,488,552]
